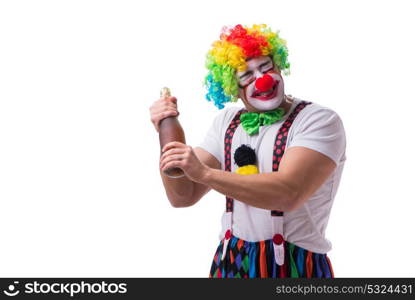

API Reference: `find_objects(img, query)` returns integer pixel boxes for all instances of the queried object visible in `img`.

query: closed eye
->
[260,62,274,73]
[240,71,253,80]
[262,67,273,73]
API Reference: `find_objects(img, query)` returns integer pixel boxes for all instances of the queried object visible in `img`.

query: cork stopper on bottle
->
[160,87,171,99]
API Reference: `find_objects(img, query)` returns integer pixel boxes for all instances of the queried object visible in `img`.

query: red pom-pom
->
[225,229,232,240]
[273,233,284,245]
[255,74,274,92]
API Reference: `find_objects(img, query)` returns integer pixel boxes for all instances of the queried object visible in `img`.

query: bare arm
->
[160,147,220,208]
[201,146,336,211]
[161,143,336,212]
[149,94,220,208]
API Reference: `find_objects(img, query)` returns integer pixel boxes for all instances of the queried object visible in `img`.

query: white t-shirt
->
[198,97,346,254]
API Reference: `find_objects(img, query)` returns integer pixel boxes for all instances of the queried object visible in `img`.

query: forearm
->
[201,168,298,211]
[160,170,196,207]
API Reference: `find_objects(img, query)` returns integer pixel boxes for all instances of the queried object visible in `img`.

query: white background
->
[1,0,414,277]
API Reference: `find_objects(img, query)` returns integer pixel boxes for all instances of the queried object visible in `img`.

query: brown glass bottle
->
[159,87,186,178]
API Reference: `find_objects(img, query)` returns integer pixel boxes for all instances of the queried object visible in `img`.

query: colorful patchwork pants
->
[209,234,334,278]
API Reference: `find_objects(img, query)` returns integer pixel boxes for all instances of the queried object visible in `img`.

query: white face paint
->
[237,56,285,111]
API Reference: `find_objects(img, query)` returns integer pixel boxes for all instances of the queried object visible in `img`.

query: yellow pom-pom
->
[235,165,259,175]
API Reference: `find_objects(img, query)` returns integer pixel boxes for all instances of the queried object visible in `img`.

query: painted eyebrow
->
[239,70,253,79]
[259,60,273,69]
[240,60,273,78]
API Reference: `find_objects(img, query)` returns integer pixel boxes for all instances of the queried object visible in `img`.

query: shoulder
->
[288,98,347,165]
[298,99,341,118]
[294,98,344,129]
[211,105,244,128]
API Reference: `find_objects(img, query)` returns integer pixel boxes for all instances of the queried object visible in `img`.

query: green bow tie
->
[240,108,285,136]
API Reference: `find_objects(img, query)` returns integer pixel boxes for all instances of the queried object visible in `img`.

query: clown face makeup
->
[237,56,285,112]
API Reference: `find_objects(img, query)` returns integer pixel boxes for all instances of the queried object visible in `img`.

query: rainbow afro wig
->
[204,24,290,109]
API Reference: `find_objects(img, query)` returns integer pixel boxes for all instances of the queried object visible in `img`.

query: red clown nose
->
[255,74,275,92]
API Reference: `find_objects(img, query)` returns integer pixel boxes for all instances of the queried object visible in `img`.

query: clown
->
[150,24,346,278]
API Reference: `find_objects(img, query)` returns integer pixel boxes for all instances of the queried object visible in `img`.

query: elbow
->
[284,189,307,212]
[165,187,197,208]
[170,201,192,208]
[168,196,196,208]
[280,188,302,212]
